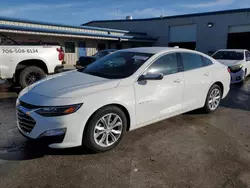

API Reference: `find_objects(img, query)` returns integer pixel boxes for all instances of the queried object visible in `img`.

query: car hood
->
[217,60,244,67]
[25,70,120,98]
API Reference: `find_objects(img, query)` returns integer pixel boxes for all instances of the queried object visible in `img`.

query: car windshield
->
[80,51,153,79]
[212,51,244,60]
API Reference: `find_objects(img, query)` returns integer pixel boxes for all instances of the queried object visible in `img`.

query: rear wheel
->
[83,106,127,153]
[19,66,46,88]
[203,84,222,113]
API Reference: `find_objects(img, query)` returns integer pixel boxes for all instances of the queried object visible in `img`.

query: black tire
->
[203,84,222,114]
[83,106,127,153]
[19,66,46,88]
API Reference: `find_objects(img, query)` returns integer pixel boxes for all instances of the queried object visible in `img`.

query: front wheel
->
[203,84,222,114]
[83,106,127,153]
[19,66,46,88]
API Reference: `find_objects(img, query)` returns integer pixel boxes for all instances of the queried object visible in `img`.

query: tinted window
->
[147,54,178,75]
[212,51,244,60]
[81,52,153,79]
[245,51,250,59]
[97,43,106,51]
[181,53,203,71]
[64,42,75,53]
[203,56,213,66]
[116,43,122,49]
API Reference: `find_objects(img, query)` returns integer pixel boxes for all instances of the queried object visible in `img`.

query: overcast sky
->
[0,0,249,26]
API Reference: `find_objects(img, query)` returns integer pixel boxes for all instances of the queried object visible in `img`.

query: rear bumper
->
[74,64,84,69]
[54,65,64,73]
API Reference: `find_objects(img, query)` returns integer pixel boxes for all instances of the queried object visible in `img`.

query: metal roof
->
[120,47,199,54]
[0,24,156,42]
[0,16,147,35]
[84,8,250,25]
[120,47,176,53]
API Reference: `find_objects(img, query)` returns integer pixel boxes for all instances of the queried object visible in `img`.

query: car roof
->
[120,47,192,54]
[217,49,247,52]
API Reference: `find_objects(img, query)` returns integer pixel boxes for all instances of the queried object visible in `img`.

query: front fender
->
[78,86,136,139]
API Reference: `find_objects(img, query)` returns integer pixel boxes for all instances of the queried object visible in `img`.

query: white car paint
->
[0,45,63,79]
[16,47,230,149]
[213,49,250,84]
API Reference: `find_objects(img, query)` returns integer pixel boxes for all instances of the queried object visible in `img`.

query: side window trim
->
[176,53,184,72]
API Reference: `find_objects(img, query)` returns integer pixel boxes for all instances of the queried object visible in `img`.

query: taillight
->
[227,67,231,73]
[57,47,64,62]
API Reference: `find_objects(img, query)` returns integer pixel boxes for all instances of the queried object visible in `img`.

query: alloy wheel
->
[208,88,221,110]
[94,113,123,147]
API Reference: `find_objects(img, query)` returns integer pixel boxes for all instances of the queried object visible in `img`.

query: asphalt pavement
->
[0,79,250,188]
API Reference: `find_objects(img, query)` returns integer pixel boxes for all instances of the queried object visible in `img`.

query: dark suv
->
[75,49,116,69]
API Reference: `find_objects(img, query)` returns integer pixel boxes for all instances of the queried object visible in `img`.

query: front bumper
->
[16,103,88,149]
[230,69,245,84]
[18,128,65,144]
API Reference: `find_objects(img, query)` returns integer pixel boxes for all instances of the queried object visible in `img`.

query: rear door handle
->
[204,72,209,76]
[174,79,181,83]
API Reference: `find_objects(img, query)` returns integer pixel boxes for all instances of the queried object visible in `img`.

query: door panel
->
[181,53,212,111]
[134,73,184,125]
[182,68,211,111]
[78,42,86,57]
[134,53,184,125]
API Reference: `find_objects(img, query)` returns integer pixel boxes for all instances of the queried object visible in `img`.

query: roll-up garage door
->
[169,24,197,50]
[228,25,250,50]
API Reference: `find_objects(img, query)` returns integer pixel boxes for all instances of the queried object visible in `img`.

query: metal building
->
[84,8,250,55]
[0,17,156,64]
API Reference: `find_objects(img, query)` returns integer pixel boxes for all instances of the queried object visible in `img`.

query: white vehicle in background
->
[0,45,64,88]
[16,47,230,153]
[212,49,250,84]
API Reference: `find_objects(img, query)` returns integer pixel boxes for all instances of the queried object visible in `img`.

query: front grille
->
[17,109,36,133]
[20,100,41,110]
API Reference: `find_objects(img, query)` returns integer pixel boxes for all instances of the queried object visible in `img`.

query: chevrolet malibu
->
[16,47,230,152]
[212,49,250,84]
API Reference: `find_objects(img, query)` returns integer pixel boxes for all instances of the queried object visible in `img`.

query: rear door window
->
[181,53,203,71]
[202,56,213,66]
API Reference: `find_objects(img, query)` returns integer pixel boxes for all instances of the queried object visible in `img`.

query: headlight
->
[35,103,82,117]
[229,64,243,72]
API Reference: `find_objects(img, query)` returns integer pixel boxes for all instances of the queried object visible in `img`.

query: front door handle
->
[174,79,181,83]
[204,72,209,76]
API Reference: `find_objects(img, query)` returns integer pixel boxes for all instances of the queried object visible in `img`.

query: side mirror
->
[138,73,164,81]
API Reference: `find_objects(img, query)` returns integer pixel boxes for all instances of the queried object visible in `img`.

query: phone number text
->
[2,49,39,54]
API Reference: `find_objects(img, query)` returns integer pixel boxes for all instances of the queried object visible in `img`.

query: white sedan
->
[212,49,250,84]
[16,47,230,152]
